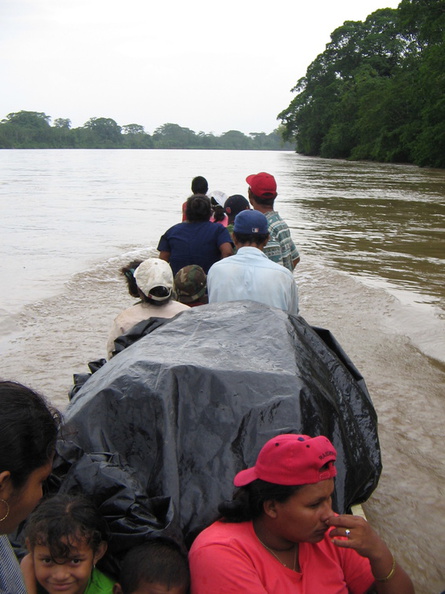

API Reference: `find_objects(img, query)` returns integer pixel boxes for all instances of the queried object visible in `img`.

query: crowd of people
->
[0,173,417,593]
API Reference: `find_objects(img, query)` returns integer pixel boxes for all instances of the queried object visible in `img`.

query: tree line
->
[0,114,292,151]
[278,0,445,168]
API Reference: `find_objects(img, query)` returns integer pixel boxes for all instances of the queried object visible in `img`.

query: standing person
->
[107,258,189,358]
[182,176,208,221]
[207,210,299,316]
[189,433,415,594]
[208,190,229,227]
[22,493,114,593]
[247,172,300,271]
[158,194,233,276]
[0,380,60,594]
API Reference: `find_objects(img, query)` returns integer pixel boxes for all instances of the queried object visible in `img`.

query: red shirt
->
[189,520,375,594]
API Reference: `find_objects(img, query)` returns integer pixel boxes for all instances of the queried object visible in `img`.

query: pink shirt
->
[189,520,375,594]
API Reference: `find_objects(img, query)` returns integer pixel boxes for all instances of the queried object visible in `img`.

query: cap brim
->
[233,467,257,487]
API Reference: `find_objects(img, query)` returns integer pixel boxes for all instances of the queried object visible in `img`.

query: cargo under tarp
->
[52,300,381,567]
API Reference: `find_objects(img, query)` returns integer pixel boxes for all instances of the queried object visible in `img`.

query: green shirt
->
[85,568,116,593]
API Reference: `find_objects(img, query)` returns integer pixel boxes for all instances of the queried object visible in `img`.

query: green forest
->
[0,114,292,151]
[278,0,445,168]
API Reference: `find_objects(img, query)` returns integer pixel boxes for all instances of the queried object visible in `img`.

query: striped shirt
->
[263,211,299,272]
[0,535,26,594]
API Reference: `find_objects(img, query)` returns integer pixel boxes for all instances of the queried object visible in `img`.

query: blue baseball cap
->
[233,210,268,234]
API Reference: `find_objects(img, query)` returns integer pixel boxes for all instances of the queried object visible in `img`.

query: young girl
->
[21,493,115,594]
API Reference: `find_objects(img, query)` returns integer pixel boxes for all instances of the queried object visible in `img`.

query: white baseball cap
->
[134,259,173,301]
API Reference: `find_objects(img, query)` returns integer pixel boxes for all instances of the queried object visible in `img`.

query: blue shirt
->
[207,247,299,315]
[157,221,232,275]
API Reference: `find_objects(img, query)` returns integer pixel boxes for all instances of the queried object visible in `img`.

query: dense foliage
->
[278,0,445,168]
[0,114,292,151]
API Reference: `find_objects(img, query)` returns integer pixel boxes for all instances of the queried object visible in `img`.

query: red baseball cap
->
[246,172,277,198]
[233,434,337,487]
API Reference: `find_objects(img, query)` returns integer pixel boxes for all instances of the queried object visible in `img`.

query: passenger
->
[182,176,208,221]
[207,210,299,316]
[107,258,189,358]
[22,493,115,593]
[247,172,300,271]
[158,194,233,277]
[0,381,60,594]
[174,265,208,307]
[208,190,229,227]
[224,194,250,234]
[113,539,190,594]
[189,433,415,594]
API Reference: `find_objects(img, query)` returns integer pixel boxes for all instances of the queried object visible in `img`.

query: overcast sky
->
[0,0,400,135]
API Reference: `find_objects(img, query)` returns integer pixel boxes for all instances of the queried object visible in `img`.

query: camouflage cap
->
[174,265,207,304]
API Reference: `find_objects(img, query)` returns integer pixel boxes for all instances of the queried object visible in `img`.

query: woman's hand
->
[327,515,415,593]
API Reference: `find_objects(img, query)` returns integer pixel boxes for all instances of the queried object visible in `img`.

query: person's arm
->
[292,256,300,268]
[158,251,170,262]
[20,553,38,594]
[328,515,415,594]
[219,242,233,258]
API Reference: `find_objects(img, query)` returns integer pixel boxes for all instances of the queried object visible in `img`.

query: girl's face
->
[32,537,107,594]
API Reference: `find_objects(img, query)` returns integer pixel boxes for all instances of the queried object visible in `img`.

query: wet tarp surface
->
[54,300,381,560]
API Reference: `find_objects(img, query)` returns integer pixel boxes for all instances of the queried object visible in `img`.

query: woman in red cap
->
[189,434,414,593]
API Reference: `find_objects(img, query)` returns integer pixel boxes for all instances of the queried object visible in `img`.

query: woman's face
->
[1,460,53,534]
[269,479,335,544]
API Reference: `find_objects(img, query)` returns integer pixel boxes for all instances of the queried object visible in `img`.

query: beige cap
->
[134,258,173,301]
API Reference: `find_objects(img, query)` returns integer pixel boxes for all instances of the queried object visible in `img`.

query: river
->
[0,149,444,593]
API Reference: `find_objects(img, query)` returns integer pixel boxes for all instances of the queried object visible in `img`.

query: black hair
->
[118,539,190,594]
[211,203,226,223]
[0,381,60,489]
[191,176,208,195]
[25,493,109,559]
[249,191,276,206]
[218,480,302,523]
[233,231,269,246]
[120,260,143,298]
[185,194,211,222]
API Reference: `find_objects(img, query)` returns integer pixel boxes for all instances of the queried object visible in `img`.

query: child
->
[114,539,189,594]
[21,493,115,594]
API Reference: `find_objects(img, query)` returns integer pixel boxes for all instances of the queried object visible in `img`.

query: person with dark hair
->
[247,172,300,271]
[208,191,229,227]
[120,260,144,298]
[224,194,250,234]
[0,381,60,594]
[174,265,208,307]
[207,210,299,315]
[189,433,414,594]
[113,539,190,594]
[22,493,114,593]
[107,258,189,358]
[158,194,233,277]
[182,177,209,221]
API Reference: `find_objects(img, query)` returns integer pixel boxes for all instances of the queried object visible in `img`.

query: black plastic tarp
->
[53,300,381,566]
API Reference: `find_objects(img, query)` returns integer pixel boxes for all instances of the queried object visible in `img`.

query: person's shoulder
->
[86,567,115,592]
[191,520,250,550]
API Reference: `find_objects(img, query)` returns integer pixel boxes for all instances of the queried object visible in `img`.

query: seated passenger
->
[114,539,190,594]
[208,190,229,227]
[182,176,208,222]
[207,210,299,316]
[224,194,250,234]
[174,265,208,307]
[189,433,415,594]
[158,194,233,276]
[21,493,115,594]
[107,258,189,358]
